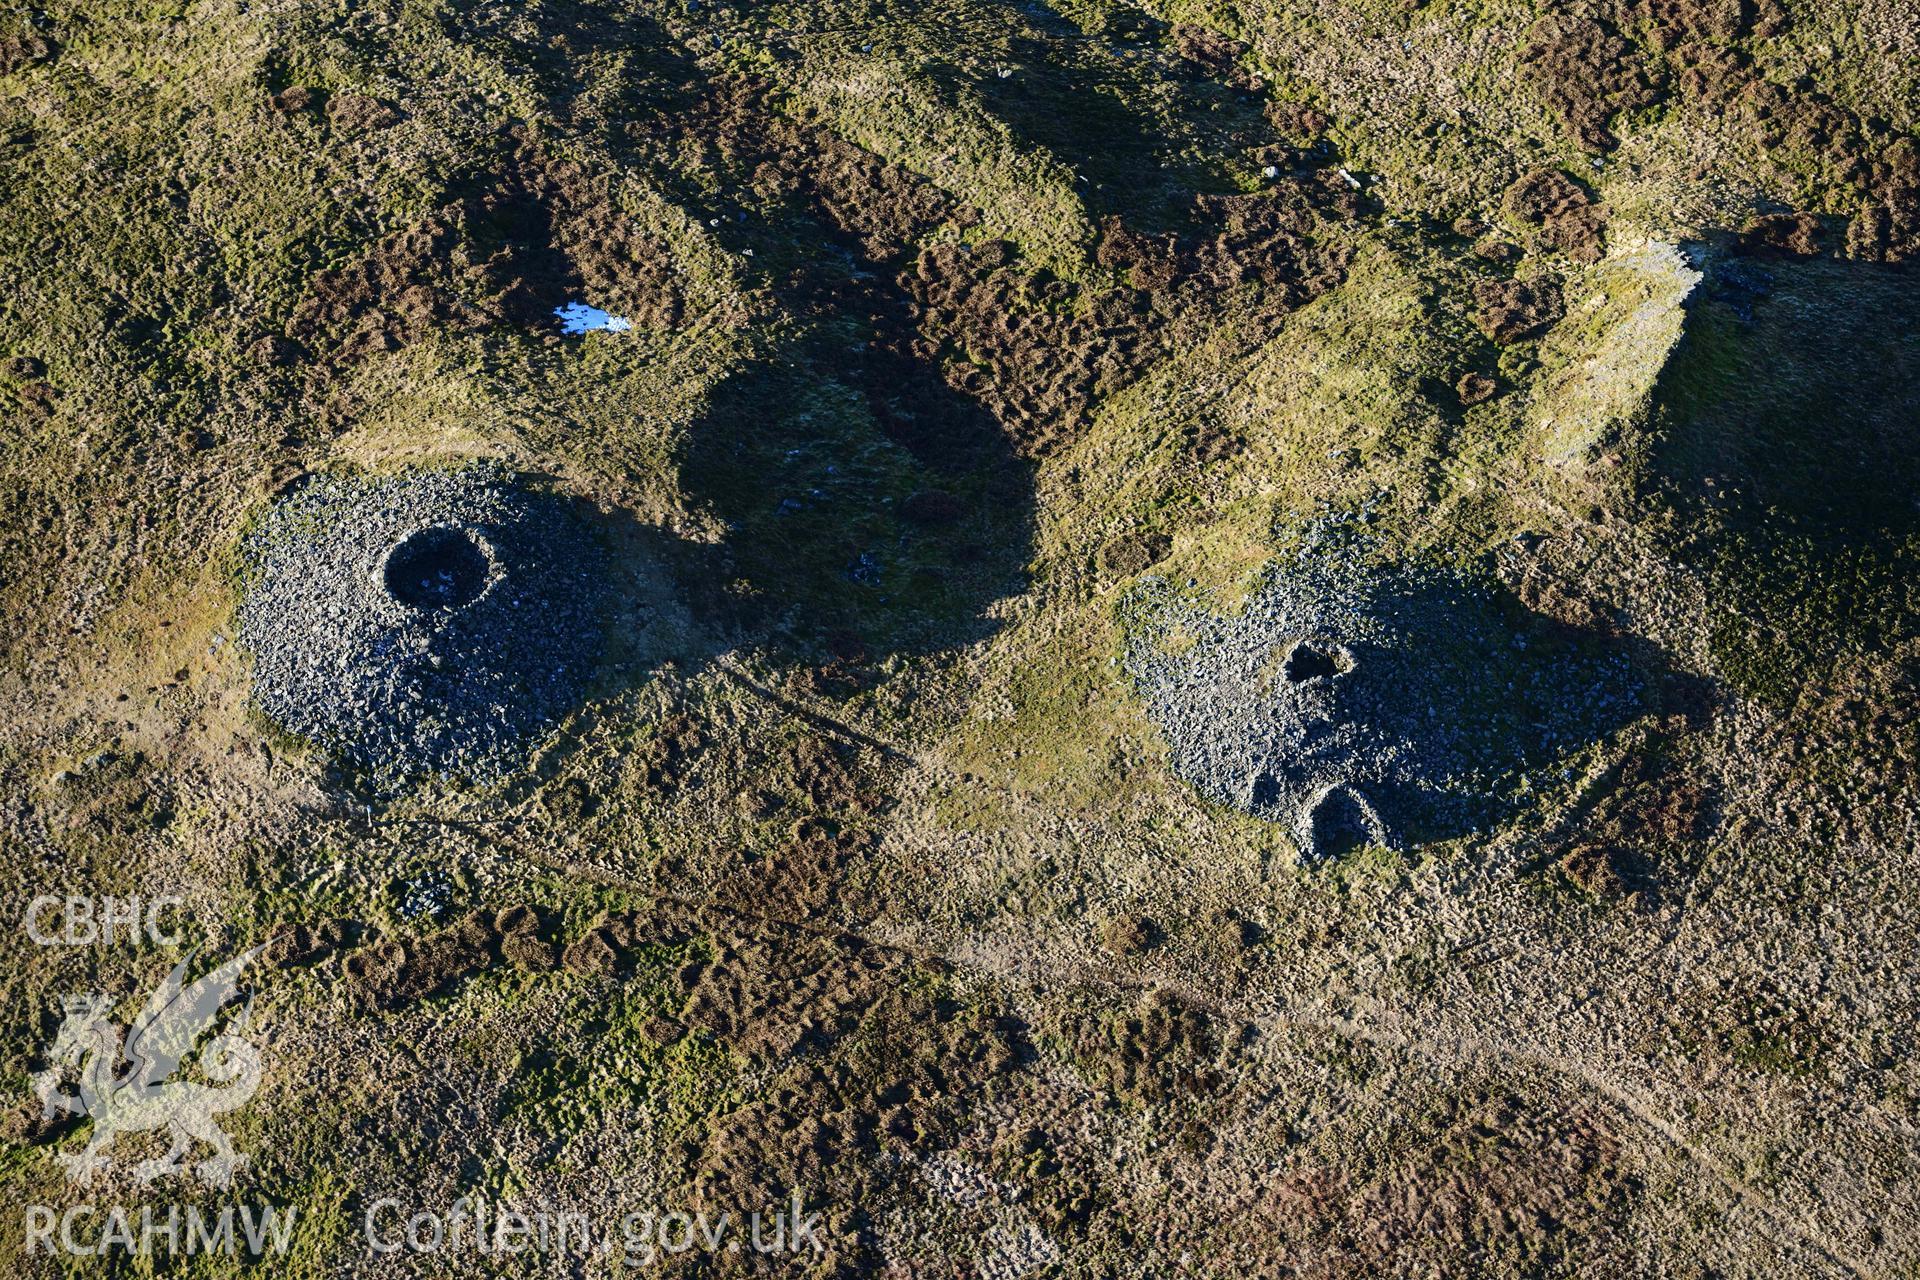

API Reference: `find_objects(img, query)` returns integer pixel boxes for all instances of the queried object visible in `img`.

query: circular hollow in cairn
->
[382,526,493,611]
[1282,638,1352,683]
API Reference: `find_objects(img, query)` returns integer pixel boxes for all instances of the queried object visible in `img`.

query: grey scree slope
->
[237,465,607,790]
[1122,528,1646,861]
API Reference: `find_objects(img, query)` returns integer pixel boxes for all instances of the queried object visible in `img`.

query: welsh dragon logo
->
[32,949,264,1188]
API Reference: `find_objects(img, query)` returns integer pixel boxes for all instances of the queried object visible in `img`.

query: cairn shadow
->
[1304,574,1670,851]
[943,0,1291,234]
[1646,252,1920,702]
[677,303,1037,665]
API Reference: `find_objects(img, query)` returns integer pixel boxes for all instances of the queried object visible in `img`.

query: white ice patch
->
[554,301,633,335]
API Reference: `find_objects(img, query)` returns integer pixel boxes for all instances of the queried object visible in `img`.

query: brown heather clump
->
[1518,14,1662,153]
[1738,211,1824,256]
[288,134,689,363]
[1456,371,1498,405]
[1474,277,1565,343]
[1504,169,1608,262]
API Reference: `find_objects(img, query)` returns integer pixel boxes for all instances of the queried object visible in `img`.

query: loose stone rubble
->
[236,464,607,789]
[1122,526,1646,859]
